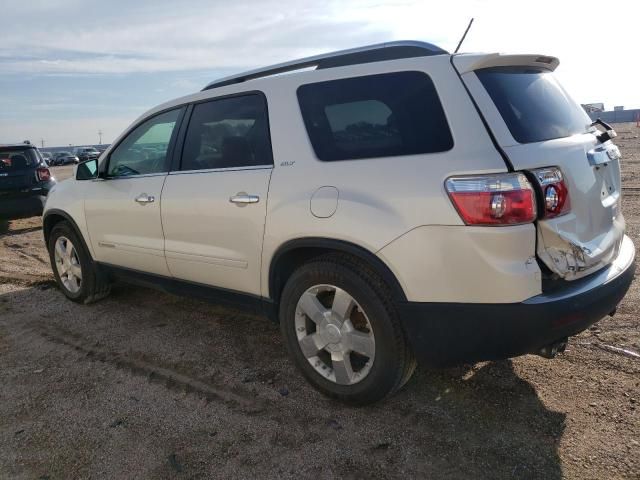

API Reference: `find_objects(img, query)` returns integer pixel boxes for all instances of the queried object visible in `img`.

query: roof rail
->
[202,40,448,91]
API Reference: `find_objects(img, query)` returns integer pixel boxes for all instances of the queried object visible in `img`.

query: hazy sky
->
[1,0,638,147]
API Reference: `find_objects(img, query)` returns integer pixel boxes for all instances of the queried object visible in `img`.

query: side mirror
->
[76,158,99,180]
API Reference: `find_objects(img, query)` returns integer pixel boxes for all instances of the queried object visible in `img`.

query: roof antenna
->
[454,18,474,53]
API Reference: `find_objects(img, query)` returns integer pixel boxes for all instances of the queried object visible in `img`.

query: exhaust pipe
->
[536,338,568,359]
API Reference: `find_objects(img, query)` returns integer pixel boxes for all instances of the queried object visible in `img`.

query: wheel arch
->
[268,237,407,304]
[43,209,92,258]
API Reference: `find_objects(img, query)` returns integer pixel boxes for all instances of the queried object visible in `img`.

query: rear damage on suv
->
[395,53,635,366]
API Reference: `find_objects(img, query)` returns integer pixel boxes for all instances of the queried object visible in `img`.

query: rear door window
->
[180,94,273,171]
[297,71,453,161]
[476,67,591,143]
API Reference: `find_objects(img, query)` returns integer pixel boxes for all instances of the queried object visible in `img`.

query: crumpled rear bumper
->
[396,235,636,366]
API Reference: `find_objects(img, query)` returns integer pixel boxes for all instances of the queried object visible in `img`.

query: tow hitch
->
[535,338,568,359]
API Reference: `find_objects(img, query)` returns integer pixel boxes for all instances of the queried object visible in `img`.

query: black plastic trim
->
[170,104,193,172]
[316,45,445,69]
[269,237,407,303]
[98,262,276,319]
[42,209,91,255]
[202,43,448,91]
[396,257,635,367]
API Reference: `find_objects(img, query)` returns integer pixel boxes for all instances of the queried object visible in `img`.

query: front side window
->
[180,94,273,171]
[297,71,453,162]
[107,108,181,177]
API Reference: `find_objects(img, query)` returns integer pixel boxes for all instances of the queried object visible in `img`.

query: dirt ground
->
[1,128,639,479]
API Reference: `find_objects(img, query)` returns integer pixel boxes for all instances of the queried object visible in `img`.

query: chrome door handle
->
[229,193,259,206]
[135,193,155,205]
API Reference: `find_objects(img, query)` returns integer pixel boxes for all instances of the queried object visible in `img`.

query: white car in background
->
[42,41,635,404]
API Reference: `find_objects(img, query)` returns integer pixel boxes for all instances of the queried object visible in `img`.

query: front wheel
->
[48,221,110,304]
[280,254,416,405]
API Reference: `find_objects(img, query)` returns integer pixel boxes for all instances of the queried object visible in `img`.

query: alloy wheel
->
[295,284,375,385]
[54,236,82,294]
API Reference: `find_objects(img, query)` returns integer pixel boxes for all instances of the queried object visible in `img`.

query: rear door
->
[161,93,273,296]
[457,56,624,279]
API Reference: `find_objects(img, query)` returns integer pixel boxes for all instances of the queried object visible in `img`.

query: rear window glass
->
[476,67,591,144]
[0,149,37,171]
[297,71,453,161]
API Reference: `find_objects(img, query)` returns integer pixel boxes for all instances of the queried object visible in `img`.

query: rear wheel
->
[280,254,415,405]
[48,221,110,304]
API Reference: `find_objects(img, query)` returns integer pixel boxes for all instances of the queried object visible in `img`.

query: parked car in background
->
[75,147,100,162]
[52,152,79,165]
[41,151,53,165]
[0,144,55,219]
[42,41,635,404]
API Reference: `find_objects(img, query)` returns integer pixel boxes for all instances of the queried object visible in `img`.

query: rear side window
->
[0,149,37,171]
[181,94,273,171]
[297,71,453,162]
[476,67,591,143]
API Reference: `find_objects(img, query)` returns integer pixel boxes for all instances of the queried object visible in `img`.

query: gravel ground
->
[1,134,639,479]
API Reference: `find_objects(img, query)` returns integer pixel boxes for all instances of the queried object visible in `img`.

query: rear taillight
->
[445,173,537,226]
[530,167,570,218]
[36,167,51,182]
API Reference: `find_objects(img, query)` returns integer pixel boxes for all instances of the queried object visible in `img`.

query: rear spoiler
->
[452,53,560,74]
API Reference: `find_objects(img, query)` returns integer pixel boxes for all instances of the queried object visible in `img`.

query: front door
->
[85,108,183,276]
[161,94,273,296]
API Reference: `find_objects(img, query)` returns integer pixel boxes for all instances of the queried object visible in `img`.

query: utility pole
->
[98,130,103,145]
[41,138,45,149]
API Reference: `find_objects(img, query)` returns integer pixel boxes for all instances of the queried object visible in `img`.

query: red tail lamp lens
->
[445,173,537,226]
[36,167,51,182]
[531,167,570,218]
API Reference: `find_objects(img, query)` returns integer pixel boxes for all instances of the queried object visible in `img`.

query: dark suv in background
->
[0,144,56,219]
[75,147,100,162]
[52,151,79,166]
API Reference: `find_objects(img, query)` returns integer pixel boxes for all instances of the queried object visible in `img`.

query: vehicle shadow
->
[0,225,42,238]
[378,360,566,479]
[0,216,42,237]
[0,284,565,479]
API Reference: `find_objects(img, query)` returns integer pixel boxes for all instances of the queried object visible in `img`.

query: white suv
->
[43,41,636,404]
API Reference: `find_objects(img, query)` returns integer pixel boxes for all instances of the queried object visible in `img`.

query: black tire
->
[48,221,110,304]
[279,253,416,405]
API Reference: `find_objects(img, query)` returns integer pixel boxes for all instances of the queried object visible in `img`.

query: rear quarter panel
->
[259,55,512,299]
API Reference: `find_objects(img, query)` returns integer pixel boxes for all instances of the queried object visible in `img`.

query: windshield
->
[476,67,591,144]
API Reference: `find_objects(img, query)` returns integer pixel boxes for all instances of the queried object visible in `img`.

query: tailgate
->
[0,152,36,191]
[504,135,623,279]
[454,55,624,280]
